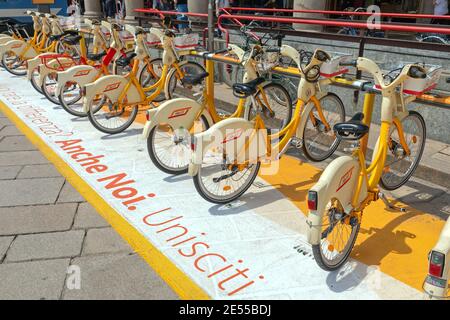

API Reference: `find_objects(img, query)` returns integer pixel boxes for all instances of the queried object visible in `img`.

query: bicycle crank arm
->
[379,192,407,213]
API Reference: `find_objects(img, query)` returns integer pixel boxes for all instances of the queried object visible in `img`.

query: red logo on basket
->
[11,43,23,49]
[336,166,354,192]
[74,69,91,77]
[103,82,121,92]
[222,128,244,144]
[168,107,192,119]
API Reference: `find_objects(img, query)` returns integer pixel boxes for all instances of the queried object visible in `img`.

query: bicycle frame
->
[307,57,421,245]
[188,48,334,176]
[54,21,129,100]
[141,43,280,142]
[82,26,187,113]
[27,19,109,88]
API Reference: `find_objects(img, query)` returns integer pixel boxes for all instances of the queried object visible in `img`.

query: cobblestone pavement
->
[0,110,178,300]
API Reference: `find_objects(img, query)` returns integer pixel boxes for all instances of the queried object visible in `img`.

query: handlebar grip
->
[265,47,281,53]
[340,59,358,67]
[408,66,427,79]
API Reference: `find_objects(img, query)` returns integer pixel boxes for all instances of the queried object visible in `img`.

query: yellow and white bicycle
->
[306,57,437,270]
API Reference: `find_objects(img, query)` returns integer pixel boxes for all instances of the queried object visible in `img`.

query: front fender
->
[55,65,98,98]
[142,98,203,139]
[0,36,14,45]
[83,75,140,113]
[307,156,366,245]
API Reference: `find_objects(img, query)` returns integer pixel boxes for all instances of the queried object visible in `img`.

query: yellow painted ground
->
[260,155,445,291]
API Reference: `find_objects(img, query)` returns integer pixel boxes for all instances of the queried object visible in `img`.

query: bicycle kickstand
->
[378,192,407,213]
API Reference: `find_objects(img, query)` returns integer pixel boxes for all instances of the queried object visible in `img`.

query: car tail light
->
[308,191,318,211]
[429,251,445,277]
[80,87,86,96]
[36,65,41,73]
[145,110,150,121]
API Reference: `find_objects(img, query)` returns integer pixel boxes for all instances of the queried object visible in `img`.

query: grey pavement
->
[0,110,178,300]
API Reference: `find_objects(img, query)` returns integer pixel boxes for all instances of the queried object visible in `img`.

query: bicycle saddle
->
[334,112,369,141]
[182,72,209,86]
[90,19,101,25]
[49,33,65,42]
[62,35,82,45]
[87,52,107,61]
[115,52,137,67]
[232,77,265,98]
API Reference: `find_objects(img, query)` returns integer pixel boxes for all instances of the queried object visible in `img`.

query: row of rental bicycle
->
[0,11,443,271]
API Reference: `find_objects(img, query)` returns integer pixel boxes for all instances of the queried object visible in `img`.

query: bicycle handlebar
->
[265,47,281,53]
[213,48,229,55]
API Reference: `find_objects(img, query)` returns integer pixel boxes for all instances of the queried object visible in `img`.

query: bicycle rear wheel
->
[312,198,360,271]
[167,61,207,100]
[58,81,85,117]
[193,147,261,204]
[147,115,209,175]
[87,94,138,134]
[380,111,426,190]
[2,50,27,76]
[302,93,345,162]
[30,67,44,94]
[41,72,60,105]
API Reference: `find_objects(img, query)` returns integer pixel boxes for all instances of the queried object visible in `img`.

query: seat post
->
[360,93,375,156]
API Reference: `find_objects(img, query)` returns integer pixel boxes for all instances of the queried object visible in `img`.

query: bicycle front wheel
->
[302,93,345,162]
[87,94,138,134]
[312,198,361,271]
[147,115,209,175]
[244,82,293,132]
[166,61,207,100]
[380,111,426,190]
[193,146,261,204]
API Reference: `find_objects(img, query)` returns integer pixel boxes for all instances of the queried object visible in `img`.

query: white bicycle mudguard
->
[142,97,203,140]
[83,75,141,113]
[188,118,268,177]
[55,65,98,98]
[26,55,45,81]
[423,218,450,299]
[0,36,14,45]
[0,34,11,38]
[36,57,76,87]
[0,39,38,60]
[307,156,367,245]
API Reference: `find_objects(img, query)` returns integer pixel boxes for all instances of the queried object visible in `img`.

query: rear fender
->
[55,65,98,98]
[190,118,267,173]
[1,39,38,60]
[0,36,14,45]
[37,57,76,87]
[83,75,140,113]
[423,218,450,299]
[142,98,203,139]
[307,156,366,245]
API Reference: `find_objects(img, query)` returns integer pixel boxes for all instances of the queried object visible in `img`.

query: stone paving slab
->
[0,117,12,127]
[0,203,77,236]
[0,258,70,300]
[16,164,60,179]
[64,253,178,300]
[0,136,37,152]
[0,177,65,207]
[0,165,22,180]
[57,181,86,203]
[0,125,21,136]
[73,202,109,229]
[0,150,49,166]
[6,230,85,262]
[82,228,133,256]
[0,236,14,261]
